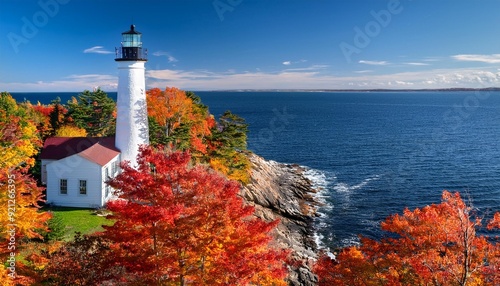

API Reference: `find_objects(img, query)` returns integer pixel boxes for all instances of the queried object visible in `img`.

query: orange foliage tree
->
[103,146,288,285]
[0,92,50,284]
[147,87,215,155]
[315,191,500,286]
[40,234,123,285]
[24,98,68,140]
[147,87,251,183]
[147,87,193,138]
[26,102,54,141]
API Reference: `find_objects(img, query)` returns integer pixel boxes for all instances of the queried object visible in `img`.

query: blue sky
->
[2,0,500,91]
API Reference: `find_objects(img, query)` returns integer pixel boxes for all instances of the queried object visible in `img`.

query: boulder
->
[241,153,319,286]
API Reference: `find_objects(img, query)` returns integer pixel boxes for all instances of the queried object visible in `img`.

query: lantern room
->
[115,25,147,61]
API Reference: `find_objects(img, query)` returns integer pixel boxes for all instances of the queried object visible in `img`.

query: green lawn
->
[44,207,114,241]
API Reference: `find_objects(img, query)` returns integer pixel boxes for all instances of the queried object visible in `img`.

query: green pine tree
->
[67,89,116,137]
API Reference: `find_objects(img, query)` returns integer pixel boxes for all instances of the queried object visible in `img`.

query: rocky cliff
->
[241,153,319,285]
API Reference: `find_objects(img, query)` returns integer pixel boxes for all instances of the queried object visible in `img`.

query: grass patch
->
[44,207,114,241]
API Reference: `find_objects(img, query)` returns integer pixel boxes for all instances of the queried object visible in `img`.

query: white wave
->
[302,168,382,250]
[302,167,336,250]
[333,175,381,193]
[304,168,335,191]
[303,167,336,205]
[341,236,361,247]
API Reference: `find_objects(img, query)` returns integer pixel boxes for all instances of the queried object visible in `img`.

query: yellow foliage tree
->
[0,92,40,170]
[0,92,50,284]
[55,125,87,137]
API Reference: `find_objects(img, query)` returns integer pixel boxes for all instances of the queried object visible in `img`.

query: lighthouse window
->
[79,180,87,195]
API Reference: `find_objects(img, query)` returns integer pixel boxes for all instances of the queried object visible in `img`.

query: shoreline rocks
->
[241,153,320,286]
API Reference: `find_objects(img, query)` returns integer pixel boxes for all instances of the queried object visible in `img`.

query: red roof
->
[40,137,120,166]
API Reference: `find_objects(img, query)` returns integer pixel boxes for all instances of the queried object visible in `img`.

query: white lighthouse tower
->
[115,25,149,167]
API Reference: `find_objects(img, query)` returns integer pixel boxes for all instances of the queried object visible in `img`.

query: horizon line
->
[6,87,500,93]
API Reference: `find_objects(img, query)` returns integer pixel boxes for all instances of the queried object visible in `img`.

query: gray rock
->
[241,153,319,286]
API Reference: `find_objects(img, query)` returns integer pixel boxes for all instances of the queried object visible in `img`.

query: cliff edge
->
[241,153,319,286]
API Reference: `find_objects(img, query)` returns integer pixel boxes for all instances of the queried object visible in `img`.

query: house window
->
[113,161,120,175]
[60,179,68,195]
[79,180,87,195]
[42,165,48,185]
[105,167,111,197]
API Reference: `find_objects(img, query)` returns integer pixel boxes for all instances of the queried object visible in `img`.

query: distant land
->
[7,87,500,96]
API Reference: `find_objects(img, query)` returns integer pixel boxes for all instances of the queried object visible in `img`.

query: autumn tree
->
[314,191,500,286]
[208,110,251,183]
[0,92,41,169]
[147,87,216,155]
[41,233,124,285]
[0,92,51,284]
[147,87,251,183]
[25,102,54,141]
[66,89,116,136]
[147,87,192,138]
[55,125,87,137]
[48,97,67,136]
[103,146,288,285]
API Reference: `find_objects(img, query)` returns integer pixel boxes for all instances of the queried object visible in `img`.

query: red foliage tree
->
[41,234,124,286]
[104,146,288,285]
[314,191,500,286]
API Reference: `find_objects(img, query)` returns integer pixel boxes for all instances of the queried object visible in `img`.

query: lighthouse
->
[115,25,149,167]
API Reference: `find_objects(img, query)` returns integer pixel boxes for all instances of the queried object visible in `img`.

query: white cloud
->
[146,67,500,90]
[452,54,500,64]
[405,62,430,66]
[283,65,329,72]
[83,46,113,54]
[0,74,117,92]
[359,60,389,66]
[152,51,178,63]
[282,59,308,66]
[355,70,373,73]
[394,80,414,86]
[3,66,500,92]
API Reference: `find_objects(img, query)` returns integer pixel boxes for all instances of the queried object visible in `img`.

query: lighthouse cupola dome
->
[115,24,147,61]
[122,25,142,47]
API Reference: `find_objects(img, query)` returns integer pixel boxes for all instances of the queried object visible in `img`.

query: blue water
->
[11,90,500,248]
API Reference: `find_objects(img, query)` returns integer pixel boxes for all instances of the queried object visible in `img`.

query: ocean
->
[11,90,500,249]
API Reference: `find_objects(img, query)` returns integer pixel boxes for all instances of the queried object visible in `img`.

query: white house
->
[40,137,121,208]
[40,25,149,208]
